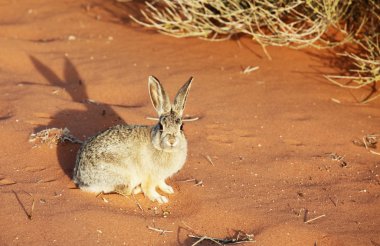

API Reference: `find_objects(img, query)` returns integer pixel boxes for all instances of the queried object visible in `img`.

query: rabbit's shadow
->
[30,56,138,177]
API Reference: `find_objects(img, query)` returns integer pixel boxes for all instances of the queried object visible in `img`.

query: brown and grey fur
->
[73,76,192,203]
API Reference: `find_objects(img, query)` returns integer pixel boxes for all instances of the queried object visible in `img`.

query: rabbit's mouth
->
[159,142,182,152]
[162,146,178,153]
[151,136,183,152]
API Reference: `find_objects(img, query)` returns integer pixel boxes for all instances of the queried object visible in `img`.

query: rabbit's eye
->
[180,123,184,131]
[175,118,181,124]
[158,122,163,131]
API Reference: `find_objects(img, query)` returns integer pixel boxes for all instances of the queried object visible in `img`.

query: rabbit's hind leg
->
[132,185,142,194]
[79,183,115,194]
[114,184,131,196]
[114,179,140,196]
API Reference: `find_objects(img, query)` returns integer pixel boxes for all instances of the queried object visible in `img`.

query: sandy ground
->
[0,1,379,245]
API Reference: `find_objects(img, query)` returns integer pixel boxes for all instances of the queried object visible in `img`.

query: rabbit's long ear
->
[149,76,171,115]
[173,77,193,116]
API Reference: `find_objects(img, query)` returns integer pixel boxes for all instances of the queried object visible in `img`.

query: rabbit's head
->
[148,76,192,152]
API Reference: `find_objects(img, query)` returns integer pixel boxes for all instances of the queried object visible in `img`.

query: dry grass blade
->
[241,66,259,74]
[191,235,222,246]
[132,194,144,212]
[178,178,203,186]
[330,98,341,104]
[147,226,173,235]
[178,178,196,182]
[369,150,380,155]
[30,196,36,219]
[194,180,203,187]
[305,214,326,224]
[96,192,110,203]
[182,116,199,122]
[204,155,215,166]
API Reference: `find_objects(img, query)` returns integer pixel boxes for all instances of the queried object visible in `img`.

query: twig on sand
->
[241,66,259,74]
[132,194,144,212]
[178,178,204,187]
[84,98,100,105]
[188,230,255,245]
[96,192,109,203]
[190,235,223,245]
[203,155,215,166]
[194,180,204,187]
[96,191,104,198]
[146,117,159,121]
[97,191,144,211]
[147,226,173,235]
[12,190,35,220]
[370,150,380,155]
[305,214,326,224]
[330,98,341,104]
[179,178,196,182]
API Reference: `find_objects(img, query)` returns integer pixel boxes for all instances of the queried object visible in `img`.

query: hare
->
[73,76,193,203]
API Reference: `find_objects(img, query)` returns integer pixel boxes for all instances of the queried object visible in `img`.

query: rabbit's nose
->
[168,136,177,146]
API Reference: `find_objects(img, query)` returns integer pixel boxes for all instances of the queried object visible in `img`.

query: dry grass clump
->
[353,133,380,155]
[29,128,83,146]
[130,0,379,102]
[130,0,348,48]
[325,36,379,103]
[325,0,380,103]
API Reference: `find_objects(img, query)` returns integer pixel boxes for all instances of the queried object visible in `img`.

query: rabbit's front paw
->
[156,195,169,204]
[158,182,174,194]
[148,193,169,204]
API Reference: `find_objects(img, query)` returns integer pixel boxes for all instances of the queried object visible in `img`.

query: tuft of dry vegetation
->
[188,230,255,245]
[129,0,348,47]
[29,128,83,146]
[130,0,380,102]
[353,133,380,155]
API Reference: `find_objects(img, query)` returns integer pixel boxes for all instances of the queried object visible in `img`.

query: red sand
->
[0,1,379,245]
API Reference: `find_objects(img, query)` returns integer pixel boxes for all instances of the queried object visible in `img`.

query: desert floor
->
[0,1,379,245]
